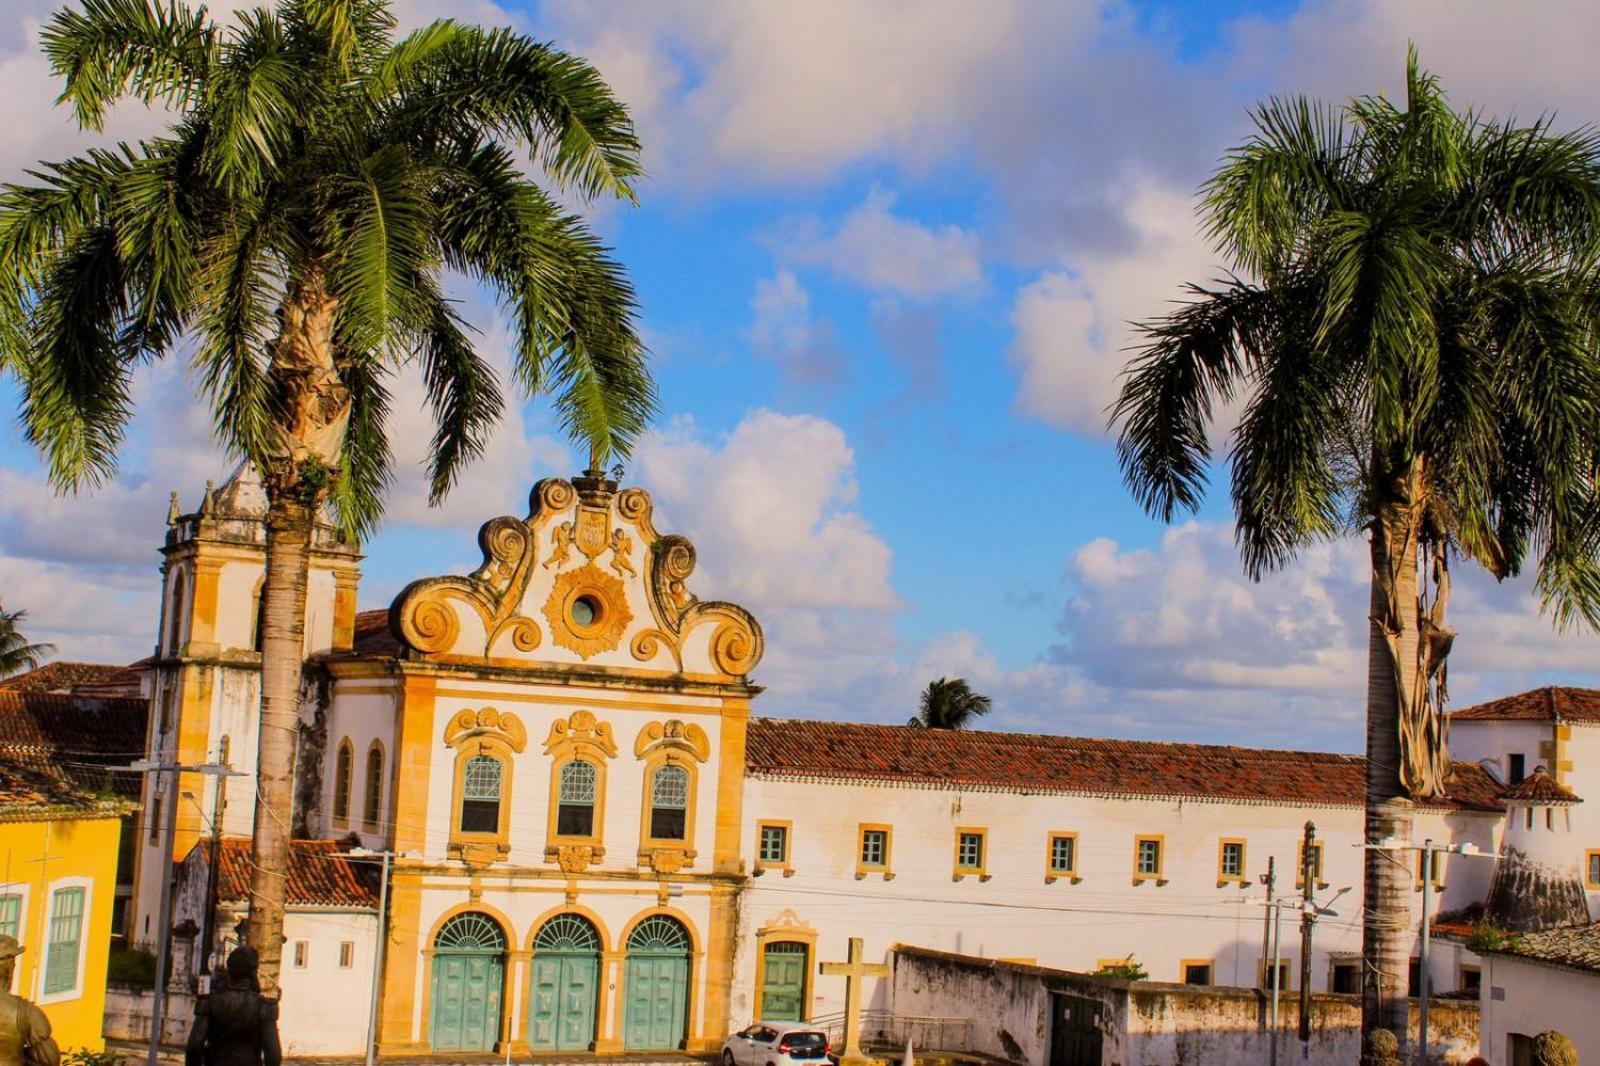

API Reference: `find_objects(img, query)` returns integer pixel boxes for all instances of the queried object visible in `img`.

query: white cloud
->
[785,188,982,299]
[748,270,848,390]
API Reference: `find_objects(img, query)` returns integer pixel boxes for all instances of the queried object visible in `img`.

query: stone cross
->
[819,937,890,1064]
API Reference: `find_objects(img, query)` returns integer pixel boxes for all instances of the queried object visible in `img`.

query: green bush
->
[106,945,157,988]
[1094,956,1148,981]
[63,1048,124,1066]
[1465,921,1522,954]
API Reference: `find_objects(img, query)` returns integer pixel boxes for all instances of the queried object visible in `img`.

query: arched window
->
[459,755,503,834]
[556,761,597,837]
[363,744,384,830]
[166,572,187,654]
[333,740,353,823]
[251,579,266,652]
[648,765,688,841]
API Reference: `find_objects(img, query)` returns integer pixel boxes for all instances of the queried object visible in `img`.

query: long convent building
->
[94,463,1599,1056]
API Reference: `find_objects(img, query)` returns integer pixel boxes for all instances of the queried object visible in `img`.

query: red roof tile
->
[1449,686,1600,724]
[0,661,142,696]
[203,838,379,908]
[744,718,1505,811]
[0,761,124,819]
[1501,766,1582,804]
[0,691,149,798]
[351,609,399,658]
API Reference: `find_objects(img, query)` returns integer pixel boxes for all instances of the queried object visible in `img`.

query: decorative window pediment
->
[444,707,528,754]
[543,710,618,761]
[634,719,710,762]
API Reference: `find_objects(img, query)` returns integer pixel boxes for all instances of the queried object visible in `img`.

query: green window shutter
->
[758,825,787,863]
[44,887,84,995]
[1051,837,1075,872]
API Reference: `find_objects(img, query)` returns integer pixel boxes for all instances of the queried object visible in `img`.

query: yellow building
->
[0,760,127,1050]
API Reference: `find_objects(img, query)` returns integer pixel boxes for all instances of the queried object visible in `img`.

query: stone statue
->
[185,946,281,1066]
[0,935,59,1066]
[1533,1030,1579,1066]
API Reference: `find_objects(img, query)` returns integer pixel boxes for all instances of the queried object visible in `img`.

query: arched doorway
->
[527,914,601,1051]
[430,912,506,1052]
[760,941,809,1021]
[622,915,691,1050]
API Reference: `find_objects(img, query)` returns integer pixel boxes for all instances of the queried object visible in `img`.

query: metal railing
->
[808,1010,973,1054]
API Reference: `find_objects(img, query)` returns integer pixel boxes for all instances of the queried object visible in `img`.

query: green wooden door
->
[430,913,506,1053]
[623,916,691,1050]
[760,942,808,1021]
[528,915,601,1051]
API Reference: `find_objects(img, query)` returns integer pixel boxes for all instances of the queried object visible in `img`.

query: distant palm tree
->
[0,603,55,679]
[1113,50,1600,1049]
[910,677,992,729]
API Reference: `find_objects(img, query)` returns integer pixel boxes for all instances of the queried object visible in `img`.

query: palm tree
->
[5,0,654,990]
[1113,50,1600,1048]
[910,677,993,729]
[0,603,55,679]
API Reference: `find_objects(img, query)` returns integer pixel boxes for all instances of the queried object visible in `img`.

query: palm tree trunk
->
[1361,490,1422,1053]
[242,492,314,993]
[241,272,348,996]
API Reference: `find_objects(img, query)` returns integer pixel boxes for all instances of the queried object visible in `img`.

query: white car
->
[722,1021,833,1066]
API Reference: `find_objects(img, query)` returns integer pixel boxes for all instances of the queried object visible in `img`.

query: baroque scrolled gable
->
[389,472,764,680]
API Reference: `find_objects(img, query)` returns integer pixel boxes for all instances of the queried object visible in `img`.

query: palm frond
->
[415,293,503,504]
[42,0,216,131]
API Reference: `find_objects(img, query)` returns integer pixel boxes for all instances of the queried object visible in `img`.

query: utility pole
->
[1259,855,1276,990]
[1298,821,1317,1043]
[114,758,242,1066]
[1418,839,1433,1066]
[201,737,230,983]
[336,848,403,1066]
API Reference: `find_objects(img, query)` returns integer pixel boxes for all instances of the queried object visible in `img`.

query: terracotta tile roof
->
[744,718,1506,811]
[204,838,379,909]
[351,609,399,658]
[0,691,149,798]
[1478,922,1600,975]
[0,661,143,696]
[0,761,127,821]
[1449,686,1600,723]
[1501,766,1582,804]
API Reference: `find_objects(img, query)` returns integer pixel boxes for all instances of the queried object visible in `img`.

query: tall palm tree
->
[5,0,654,990]
[1113,50,1600,1048]
[0,603,56,679]
[910,677,993,730]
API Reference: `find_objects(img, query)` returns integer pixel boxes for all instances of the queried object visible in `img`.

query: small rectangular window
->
[758,823,789,865]
[1260,960,1290,993]
[860,830,887,868]
[1587,850,1600,888]
[339,942,354,969]
[1297,841,1326,887]
[1218,839,1245,882]
[1135,836,1163,881]
[293,940,308,968]
[1181,961,1212,986]
[1508,753,1526,783]
[1048,833,1077,877]
[955,829,986,875]
[43,887,84,996]
[1330,962,1360,995]
[853,824,894,880]
[0,895,19,941]
[1459,966,1481,994]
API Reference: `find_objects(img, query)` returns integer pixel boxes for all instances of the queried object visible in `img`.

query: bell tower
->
[129,461,363,940]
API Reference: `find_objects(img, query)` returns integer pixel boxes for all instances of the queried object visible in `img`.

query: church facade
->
[128,464,1600,1057]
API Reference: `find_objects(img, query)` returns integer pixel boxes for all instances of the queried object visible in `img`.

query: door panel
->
[760,949,806,1021]
[431,953,504,1052]
[624,955,689,1050]
[528,955,598,1051]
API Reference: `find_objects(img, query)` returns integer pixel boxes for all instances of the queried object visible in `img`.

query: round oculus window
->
[570,594,602,628]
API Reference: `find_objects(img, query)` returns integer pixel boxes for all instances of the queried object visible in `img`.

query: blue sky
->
[3,0,1599,751]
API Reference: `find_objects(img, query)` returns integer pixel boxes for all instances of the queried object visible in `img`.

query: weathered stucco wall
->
[890,947,1479,1065]
[1479,954,1600,1066]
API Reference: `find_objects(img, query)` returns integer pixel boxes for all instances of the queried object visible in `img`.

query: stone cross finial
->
[167,491,181,525]
[200,479,216,516]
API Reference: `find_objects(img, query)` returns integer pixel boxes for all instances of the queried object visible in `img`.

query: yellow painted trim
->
[752,912,818,1024]
[523,903,614,953]
[377,872,424,1054]
[855,823,894,880]
[544,754,609,859]
[189,559,222,647]
[637,750,700,870]
[173,664,216,859]
[699,882,739,1047]
[1045,831,1080,884]
[712,704,748,874]
[952,826,989,881]
[1585,849,1600,889]
[754,820,793,877]
[1132,834,1166,885]
[1217,837,1248,886]
[428,686,727,714]
[393,677,437,855]
[1179,958,1214,985]
[332,568,361,650]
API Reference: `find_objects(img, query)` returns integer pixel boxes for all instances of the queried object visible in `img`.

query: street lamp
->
[1363,838,1490,1065]
[1241,889,1346,1066]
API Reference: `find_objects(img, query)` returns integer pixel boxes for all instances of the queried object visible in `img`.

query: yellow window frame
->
[855,823,894,880]
[953,827,990,881]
